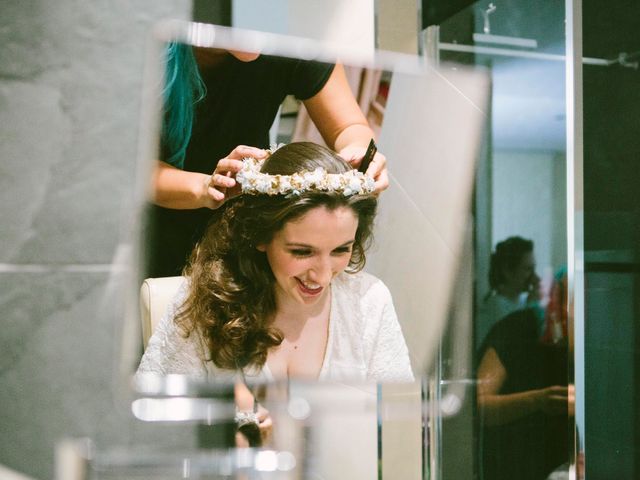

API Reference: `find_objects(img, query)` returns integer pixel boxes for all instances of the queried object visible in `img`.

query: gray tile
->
[0,81,72,263]
[1,0,192,265]
[0,271,197,479]
[0,272,110,477]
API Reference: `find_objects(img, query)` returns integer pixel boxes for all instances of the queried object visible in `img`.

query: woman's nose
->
[309,257,333,284]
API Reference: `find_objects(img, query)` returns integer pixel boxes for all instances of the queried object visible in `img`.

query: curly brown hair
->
[176,142,378,370]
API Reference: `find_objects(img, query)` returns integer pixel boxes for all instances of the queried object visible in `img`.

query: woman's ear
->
[256,244,267,252]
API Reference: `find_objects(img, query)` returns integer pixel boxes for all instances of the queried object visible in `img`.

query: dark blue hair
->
[161,42,206,169]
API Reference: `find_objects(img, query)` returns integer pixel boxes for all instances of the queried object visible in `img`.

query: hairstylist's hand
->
[535,385,569,416]
[203,145,267,209]
[234,403,273,448]
[234,404,273,448]
[255,402,273,444]
[338,146,389,194]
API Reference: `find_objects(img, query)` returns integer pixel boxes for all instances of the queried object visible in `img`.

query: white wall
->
[232,0,375,54]
[491,149,567,283]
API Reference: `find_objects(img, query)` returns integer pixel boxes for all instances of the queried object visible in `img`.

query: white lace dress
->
[137,271,414,383]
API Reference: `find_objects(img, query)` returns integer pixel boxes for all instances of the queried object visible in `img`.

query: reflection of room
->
[1,1,639,479]
[481,56,568,316]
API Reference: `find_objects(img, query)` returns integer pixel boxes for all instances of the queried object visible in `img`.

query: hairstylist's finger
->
[255,403,269,420]
[366,152,386,176]
[210,173,236,189]
[214,158,244,174]
[337,146,365,169]
[257,406,273,442]
[340,150,360,165]
[373,167,389,194]
[365,152,388,193]
[259,416,273,442]
[227,145,268,160]
[207,185,226,202]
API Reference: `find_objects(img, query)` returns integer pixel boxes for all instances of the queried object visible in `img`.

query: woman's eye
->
[290,249,312,257]
[332,247,352,255]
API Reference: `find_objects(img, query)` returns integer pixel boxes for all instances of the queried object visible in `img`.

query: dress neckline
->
[262,281,336,382]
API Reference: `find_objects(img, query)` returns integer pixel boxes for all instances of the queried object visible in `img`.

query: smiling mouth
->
[295,278,323,296]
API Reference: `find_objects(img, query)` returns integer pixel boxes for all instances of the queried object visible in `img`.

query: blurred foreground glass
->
[120,19,489,390]
[112,19,489,480]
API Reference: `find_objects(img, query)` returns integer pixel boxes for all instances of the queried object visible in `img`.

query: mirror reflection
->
[476,238,570,479]
[431,1,572,479]
[127,20,488,477]
[134,24,488,385]
[139,138,414,383]
[139,40,415,384]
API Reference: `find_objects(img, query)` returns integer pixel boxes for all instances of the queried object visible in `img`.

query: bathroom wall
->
[583,53,640,480]
[0,2,195,479]
[492,149,567,279]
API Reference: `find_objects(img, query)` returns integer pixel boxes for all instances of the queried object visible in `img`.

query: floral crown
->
[235,148,375,198]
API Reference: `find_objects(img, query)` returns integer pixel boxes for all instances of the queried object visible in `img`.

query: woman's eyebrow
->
[336,240,356,247]
[285,240,355,248]
[285,242,313,248]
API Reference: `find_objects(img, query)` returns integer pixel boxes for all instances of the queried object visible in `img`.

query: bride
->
[137,142,413,384]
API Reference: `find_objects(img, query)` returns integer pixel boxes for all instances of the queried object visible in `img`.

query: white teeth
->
[299,279,321,289]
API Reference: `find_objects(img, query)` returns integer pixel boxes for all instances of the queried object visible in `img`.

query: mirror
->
[429,2,573,479]
[118,19,489,478]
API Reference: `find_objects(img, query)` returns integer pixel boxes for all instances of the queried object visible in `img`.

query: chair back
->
[139,276,185,348]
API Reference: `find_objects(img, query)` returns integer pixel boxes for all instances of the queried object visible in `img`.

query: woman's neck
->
[192,47,229,68]
[496,285,522,303]
[272,287,331,334]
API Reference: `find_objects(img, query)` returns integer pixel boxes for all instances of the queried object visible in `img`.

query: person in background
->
[476,236,541,351]
[476,269,571,480]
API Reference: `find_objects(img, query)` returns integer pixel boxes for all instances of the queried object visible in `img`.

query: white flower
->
[255,175,272,193]
[305,168,325,187]
[277,176,292,194]
[327,174,342,191]
[364,176,375,192]
[237,149,375,197]
[348,175,363,194]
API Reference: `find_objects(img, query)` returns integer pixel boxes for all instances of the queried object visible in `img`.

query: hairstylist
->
[147,44,388,278]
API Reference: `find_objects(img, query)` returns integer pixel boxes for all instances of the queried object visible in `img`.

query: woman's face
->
[258,206,358,307]
[505,251,538,293]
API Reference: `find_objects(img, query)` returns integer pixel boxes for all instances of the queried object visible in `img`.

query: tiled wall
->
[0,2,196,478]
[585,271,637,478]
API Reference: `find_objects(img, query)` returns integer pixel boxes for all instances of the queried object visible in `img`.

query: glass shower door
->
[425,2,573,479]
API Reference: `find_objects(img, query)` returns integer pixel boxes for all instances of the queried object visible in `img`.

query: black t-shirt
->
[478,308,569,480]
[146,55,334,277]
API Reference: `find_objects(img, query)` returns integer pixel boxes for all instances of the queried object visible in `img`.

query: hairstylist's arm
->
[152,146,267,209]
[303,63,389,193]
[477,347,568,426]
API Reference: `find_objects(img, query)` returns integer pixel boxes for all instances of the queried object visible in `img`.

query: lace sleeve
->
[136,282,208,378]
[365,281,415,383]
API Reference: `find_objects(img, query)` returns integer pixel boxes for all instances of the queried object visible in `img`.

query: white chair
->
[139,276,185,348]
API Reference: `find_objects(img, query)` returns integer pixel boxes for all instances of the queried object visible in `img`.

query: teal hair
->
[161,42,206,169]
